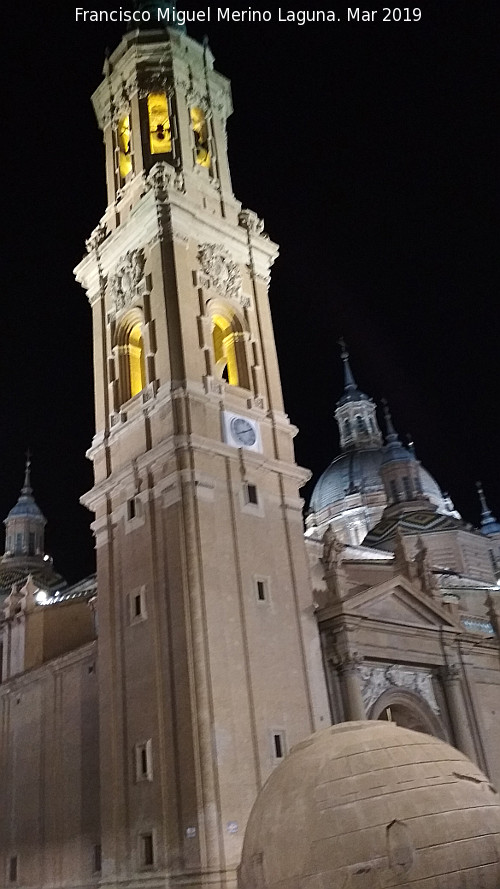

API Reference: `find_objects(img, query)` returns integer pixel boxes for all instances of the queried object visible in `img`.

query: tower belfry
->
[75,23,328,889]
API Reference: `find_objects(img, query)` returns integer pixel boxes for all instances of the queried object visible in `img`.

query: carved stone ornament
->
[238,208,265,235]
[145,162,185,199]
[333,648,363,677]
[197,244,242,303]
[108,249,146,315]
[321,525,344,572]
[85,222,108,254]
[359,663,440,715]
[186,88,210,114]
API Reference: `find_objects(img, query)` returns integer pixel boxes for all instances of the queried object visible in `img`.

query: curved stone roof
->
[310,448,445,514]
[239,721,500,889]
[6,494,45,521]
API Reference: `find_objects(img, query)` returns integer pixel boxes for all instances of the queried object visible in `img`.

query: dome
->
[6,494,45,521]
[310,448,445,513]
[239,721,500,889]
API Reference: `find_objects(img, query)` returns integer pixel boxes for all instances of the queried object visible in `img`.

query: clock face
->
[230,417,257,447]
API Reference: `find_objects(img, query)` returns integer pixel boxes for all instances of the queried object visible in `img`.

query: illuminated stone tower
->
[0,457,63,596]
[75,22,329,889]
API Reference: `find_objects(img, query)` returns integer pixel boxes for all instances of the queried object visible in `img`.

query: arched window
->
[115,311,146,405]
[210,305,249,389]
[117,115,132,182]
[128,322,146,397]
[147,92,172,154]
[190,106,211,168]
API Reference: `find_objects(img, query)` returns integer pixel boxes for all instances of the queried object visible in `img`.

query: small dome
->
[310,448,445,513]
[239,721,500,889]
[6,494,45,522]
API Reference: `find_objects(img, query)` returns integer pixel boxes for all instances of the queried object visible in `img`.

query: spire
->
[379,400,427,507]
[22,449,33,496]
[333,341,383,451]
[476,481,500,536]
[381,399,399,443]
[0,458,64,595]
[338,337,357,393]
[4,455,45,528]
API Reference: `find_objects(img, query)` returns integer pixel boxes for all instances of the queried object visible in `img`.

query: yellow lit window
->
[128,323,146,397]
[148,92,171,154]
[118,115,132,180]
[190,106,211,168]
[212,314,239,386]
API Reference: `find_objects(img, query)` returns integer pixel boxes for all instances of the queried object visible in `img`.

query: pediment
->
[344,575,459,629]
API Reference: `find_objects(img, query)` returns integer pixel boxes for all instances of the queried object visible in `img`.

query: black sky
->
[1,1,498,582]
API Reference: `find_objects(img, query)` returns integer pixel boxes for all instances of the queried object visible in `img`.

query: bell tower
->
[76,21,329,889]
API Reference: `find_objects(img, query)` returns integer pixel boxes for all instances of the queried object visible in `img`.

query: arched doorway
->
[370,688,447,741]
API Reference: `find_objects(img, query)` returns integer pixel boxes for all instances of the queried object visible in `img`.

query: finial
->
[476,480,490,517]
[338,336,348,358]
[475,480,500,533]
[22,449,33,495]
[338,337,357,391]
[102,48,111,77]
[381,399,398,442]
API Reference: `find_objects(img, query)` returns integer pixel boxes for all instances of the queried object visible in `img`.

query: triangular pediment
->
[343,575,460,629]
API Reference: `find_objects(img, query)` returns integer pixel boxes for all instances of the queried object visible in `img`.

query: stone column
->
[442,664,477,762]
[340,652,366,721]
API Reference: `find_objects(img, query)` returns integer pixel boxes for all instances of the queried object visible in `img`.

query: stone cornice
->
[0,640,97,695]
[75,184,278,305]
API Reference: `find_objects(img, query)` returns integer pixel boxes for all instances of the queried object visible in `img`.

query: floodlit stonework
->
[0,17,499,889]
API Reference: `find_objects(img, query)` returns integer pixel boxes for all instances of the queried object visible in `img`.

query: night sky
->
[1,2,498,583]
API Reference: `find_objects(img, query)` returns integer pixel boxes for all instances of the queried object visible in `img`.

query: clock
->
[222,412,261,452]
[230,417,256,447]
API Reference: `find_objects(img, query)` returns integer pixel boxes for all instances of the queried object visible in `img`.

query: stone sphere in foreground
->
[238,721,500,889]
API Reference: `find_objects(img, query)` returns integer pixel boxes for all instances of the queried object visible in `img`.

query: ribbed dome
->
[239,721,500,889]
[310,448,445,513]
[6,494,45,521]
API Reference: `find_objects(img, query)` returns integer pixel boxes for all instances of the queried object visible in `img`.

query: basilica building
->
[0,17,499,889]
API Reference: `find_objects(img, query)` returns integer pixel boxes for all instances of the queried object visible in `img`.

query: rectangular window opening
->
[9,856,17,883]
[130,588,147,623]
[256,580,266,601]
[245,483,258,505]
[273,732,284,759]
[93,844,102,874]
[135,739,153,781]
[127,498,136,520]
[140,833,154,867]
